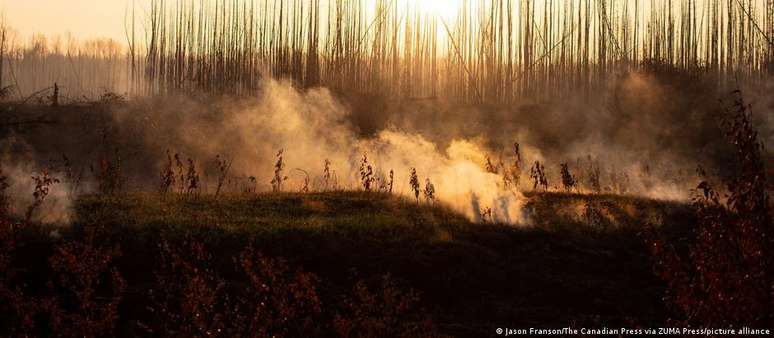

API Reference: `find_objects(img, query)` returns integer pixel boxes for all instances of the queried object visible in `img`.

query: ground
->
[6,191,694,336]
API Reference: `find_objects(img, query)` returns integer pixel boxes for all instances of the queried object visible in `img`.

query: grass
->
[5,190,691,336]
[75,192,467,242]
[524,191,694,233]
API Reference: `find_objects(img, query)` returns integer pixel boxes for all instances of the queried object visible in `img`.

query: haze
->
[0,0,130,42]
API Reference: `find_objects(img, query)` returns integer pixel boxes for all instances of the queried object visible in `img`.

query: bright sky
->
[0,0,468,45]
[0,0,130,42]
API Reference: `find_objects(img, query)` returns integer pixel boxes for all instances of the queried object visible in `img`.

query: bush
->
[42,227,125,337]
[232,245,323,337]
[647,91,773,327]
[334,275,442,338]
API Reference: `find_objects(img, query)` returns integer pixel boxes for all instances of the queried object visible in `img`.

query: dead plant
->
[160,150,175,195]
[424,178,436,204]
[359,153,375,192]
[185,158,200,196]
[25,168,60,223]
[529,161,548,191]
[560,163,577,192]
[271,150,287,192]
[214,155,232,198]
[409,168,420,203]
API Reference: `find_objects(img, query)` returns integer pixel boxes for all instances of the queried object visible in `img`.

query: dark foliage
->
[648,91,773,327]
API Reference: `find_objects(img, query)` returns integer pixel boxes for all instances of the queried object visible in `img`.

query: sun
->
[408,0,466,21]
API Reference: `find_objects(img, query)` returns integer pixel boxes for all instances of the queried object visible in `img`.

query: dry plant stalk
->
[185,158,200,196]
[271,150,287,192]
[359,153,375,192]
[388,169,394,194]
[295,169,310,193]
[409,168,420,203]
[529,161,548,191]
[585,156,602,193]
[323,159,333,191]
[174,154,185,194]
[560,163,577,192]
[25,168,60,222]
[92,148,124,195]
[214,155,232,198]
[61,154,83,196]
[424,178,436,204]
[160,150,175,195]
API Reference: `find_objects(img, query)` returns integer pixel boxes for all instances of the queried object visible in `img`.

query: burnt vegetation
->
[647,90,773,328]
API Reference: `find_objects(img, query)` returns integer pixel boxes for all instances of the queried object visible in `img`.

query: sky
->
[0,0,464,44]
[0,0,130,42]
[0,0,486,50]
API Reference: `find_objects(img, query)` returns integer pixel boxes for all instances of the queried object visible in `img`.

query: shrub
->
[42,226,125,337]
[143,233,229,336]
[0,200,12,307]
[647,91,773,327]
[0,194,37,336]
[25,168,60,222]
[232,245,322,337]
[334,275,441,338]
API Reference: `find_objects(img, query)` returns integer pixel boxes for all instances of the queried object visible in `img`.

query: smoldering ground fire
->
[1,74,730,225]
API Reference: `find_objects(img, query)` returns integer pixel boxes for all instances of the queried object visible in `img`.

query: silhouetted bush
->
[648,91,773,327]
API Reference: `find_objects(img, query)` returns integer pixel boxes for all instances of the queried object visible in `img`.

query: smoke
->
[112,79,528,223]
[110,74,708,222]
[2,68,771,225]
[0,133,75,224]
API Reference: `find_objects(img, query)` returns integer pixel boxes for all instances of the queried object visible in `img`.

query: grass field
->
[4,191,694,336]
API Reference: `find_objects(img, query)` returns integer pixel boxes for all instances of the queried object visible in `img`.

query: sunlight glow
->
[398,0,464,22]
[410,0,466,21]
